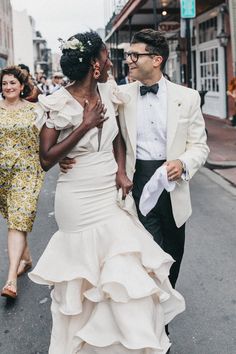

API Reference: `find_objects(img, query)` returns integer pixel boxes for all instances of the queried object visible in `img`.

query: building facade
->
[0,0,14,69]
[12,10,52,78]
[13,9,34,73]
[105,0,234,119]
[31,16,52,78]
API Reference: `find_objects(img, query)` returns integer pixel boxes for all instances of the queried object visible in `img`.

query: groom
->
[116,29,209,288]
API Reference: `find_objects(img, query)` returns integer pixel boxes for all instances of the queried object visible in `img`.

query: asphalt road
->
[0,167,235,354]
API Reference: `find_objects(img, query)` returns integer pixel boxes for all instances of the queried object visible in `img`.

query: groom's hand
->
[59,157,76,173]
[164,160,183,181]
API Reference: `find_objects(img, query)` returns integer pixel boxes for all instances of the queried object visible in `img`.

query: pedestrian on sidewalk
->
[49,72,63,94]
[118,64,134,85]
[227,77,236,126]
[37,75,50,96]
[29,30,185,354]
[18,64,42,102]
[0,66,45,299]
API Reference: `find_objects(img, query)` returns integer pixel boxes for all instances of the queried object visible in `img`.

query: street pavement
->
[0,166,236,354]
[205,115,236,186]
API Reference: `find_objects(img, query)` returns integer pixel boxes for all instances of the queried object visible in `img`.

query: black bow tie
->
[140,83,159,96]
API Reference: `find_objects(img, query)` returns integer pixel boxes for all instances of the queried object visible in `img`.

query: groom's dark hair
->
[131,29,169,71]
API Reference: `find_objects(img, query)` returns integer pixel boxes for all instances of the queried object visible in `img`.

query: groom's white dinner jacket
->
[117,78,209,228]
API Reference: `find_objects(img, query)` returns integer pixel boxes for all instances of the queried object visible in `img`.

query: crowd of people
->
[35,70,68,96]
[0,28,209,354]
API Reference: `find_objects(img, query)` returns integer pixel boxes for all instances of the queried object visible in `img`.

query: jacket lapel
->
[123,82,139,158]
[166,80,182,153]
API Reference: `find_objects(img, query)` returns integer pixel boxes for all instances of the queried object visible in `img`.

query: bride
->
[29,30,185,354]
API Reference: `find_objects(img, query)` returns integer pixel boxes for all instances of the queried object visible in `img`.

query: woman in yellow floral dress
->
[0,66,44,299]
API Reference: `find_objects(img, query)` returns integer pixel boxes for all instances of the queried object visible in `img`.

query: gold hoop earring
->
[93,63,101,79]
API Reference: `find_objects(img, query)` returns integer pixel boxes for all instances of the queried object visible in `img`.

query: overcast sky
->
[11,0,105,53]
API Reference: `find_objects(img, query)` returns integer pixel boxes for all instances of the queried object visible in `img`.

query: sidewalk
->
[204,115,236,186]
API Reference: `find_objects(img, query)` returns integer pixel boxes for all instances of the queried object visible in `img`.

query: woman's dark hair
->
[131,28,169,71]
[60,30,105,81]
[0,65,32,98]
[18,63,30,74]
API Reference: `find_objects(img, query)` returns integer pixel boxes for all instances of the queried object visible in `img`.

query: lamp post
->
[152,0,158,30]
[175,43,181,59]
[175,43,184,84]
[216,4,230,118]
[185,19,192,88]
[217,29,230,48]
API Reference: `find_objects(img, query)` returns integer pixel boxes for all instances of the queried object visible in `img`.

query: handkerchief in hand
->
[139,165,175,216]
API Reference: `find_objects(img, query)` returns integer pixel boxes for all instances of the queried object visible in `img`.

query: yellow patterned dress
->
[0,103,44,232]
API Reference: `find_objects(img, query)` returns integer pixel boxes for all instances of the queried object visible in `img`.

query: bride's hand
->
[82,99,108,130]
[116,172,133,200]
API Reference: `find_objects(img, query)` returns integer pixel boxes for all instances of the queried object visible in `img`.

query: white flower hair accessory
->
[58,37,85,51]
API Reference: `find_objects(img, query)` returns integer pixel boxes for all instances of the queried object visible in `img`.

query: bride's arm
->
[39,123,88,171]
[113,116,133,199]
[40,100,107,171]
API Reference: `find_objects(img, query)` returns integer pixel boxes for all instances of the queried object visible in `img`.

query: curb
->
[205,160,236,170]
[200,167,236,194]
[213,169,236,188]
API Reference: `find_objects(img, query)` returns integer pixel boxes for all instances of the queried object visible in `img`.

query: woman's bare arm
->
[39,100,107,171]
[40,123,89,171]
[113,116,133,199]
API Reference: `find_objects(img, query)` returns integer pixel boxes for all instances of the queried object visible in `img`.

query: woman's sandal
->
[1,280,17,299]
[17,259,32,277]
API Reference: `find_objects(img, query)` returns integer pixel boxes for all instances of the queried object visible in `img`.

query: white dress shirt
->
[136,75,167,160]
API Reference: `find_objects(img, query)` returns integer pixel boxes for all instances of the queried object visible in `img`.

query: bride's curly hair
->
[60,31,106,81]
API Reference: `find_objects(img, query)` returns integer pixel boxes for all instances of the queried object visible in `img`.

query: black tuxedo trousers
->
[132,159,185,288]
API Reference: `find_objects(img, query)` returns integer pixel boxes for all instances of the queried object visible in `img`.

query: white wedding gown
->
[29,85,185,354]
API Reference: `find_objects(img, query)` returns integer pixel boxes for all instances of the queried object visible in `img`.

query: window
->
[200,48,219,92]
[199,17,218,43]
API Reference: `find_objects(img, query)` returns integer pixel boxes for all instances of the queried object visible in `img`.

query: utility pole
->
[180,0,196,88]
[153,0,158,30]
[186,19,192,87]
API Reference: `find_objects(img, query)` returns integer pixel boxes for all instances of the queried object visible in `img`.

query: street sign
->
[180,0,196,18]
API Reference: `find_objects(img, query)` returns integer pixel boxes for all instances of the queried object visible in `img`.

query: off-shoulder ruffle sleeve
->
[35,88,83,130]
[108,82,130,116]
[34,102,47,130]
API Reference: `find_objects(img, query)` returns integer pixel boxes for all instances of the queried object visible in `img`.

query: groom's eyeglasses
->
[124,51,159,63]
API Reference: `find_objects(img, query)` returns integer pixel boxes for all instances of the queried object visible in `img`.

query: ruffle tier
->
[29,215,185,354]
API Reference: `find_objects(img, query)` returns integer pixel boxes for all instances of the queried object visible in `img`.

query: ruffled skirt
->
[29,151,185,354]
